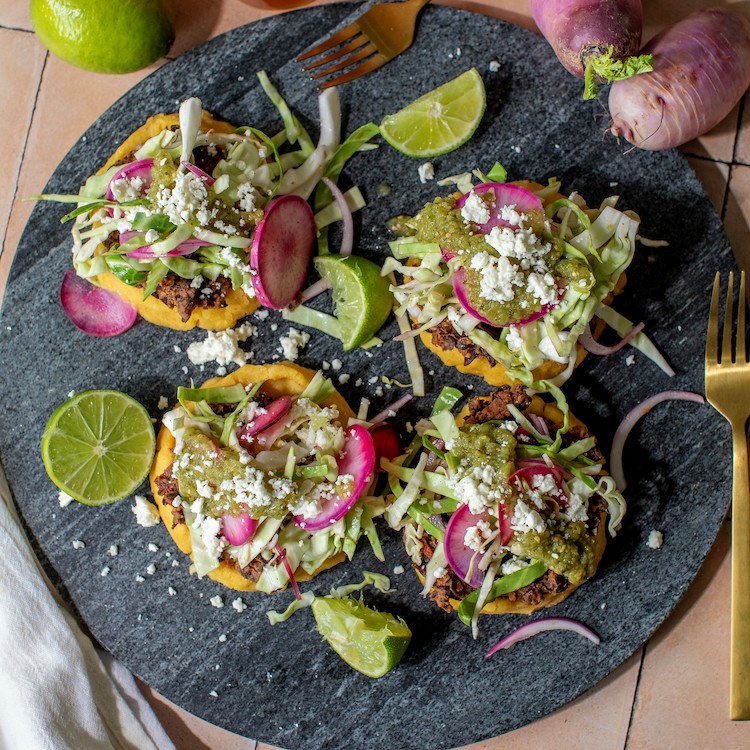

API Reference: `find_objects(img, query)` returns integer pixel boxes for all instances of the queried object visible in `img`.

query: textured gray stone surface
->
[0,4,735,749]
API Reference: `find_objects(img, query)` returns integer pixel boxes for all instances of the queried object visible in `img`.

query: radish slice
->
[221,512,257,546]
[183,161,215,185]
[444,505,512,587]
[274,544,301,600]
[369,423,402,466]
[452,267,560,328]
[105,159,154,201]
[293,424,375,531]
[509,465,567,508]
[579,321,645,356]
[452,267,497,326]
[455,182,543,234]
[611,391,705,491]
[486,617,600,658]
[322,177,353,256]
[60,268,138,337]
[125,237,212,259]
[250,195,316,309]
[238,396,292,449]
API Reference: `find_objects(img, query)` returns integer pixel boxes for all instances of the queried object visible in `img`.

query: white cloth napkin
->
[0,466,175,750]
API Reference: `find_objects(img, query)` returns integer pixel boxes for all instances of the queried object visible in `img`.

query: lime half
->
[311,595,412,678]
[380,68,486,158]
[314,254,392,350]
[41,390,155,506]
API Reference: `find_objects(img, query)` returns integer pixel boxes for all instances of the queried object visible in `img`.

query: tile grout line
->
[0,24,34,34]
[623,644,648,749]
[720,95,746,222]
[0,51,48,262]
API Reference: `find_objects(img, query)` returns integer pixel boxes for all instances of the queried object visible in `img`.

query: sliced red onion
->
[527,413,551,439]
[293,424,375,532]
[455,182,543,234]
[221,512,257,546]
[322,177,353,256]
[579,321,645,356]
[126,237,212,259]
[238,397,292,449]
[611,391,705,491]
[60,268,138,337]
[254,411,292,450]
[296,277,331,306]
[486,617,600,658]
[274,544,301,600]
[444,506,511,588]
[183,161,215,185]
[105,159,154,201]
[369,393,413,426]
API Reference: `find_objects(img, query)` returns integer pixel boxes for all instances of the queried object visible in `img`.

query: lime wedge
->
[41,390,156,506]
[311,595,412,678]
[380,68,486,158]
[314,254,392,350]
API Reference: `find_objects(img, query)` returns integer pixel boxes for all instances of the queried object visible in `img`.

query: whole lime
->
[30,0,174,74]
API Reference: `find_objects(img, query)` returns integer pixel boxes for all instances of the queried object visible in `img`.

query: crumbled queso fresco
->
[132,495,161,527]
[647,529,664,549]
[186,323,255,368]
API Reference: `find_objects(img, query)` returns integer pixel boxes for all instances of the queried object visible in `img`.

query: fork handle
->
[731,421,750,720]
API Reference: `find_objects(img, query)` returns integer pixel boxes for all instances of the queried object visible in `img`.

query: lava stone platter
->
[0,4,733,749]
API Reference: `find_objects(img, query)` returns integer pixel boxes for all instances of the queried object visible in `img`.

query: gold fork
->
[296,0,433,89]
[705,271,750,720]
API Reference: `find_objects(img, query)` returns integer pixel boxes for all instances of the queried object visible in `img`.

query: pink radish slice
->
[455,183,543,234]
[293,424,375,532]
[250,195,316,309]
[221,512,257,546]
[183,161,215,185]
[452,267,560,328]
[452,267,497,326]
[254,414,290,449]
[105,159,154,201]
[238,396,292,449]
[444,505,512,588]
[125,237,212,259]
[508,465,568,507]
[275,544,302,600]
[60,268,138,337]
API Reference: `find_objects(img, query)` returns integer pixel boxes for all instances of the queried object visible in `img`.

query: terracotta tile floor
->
[2,2,750,749]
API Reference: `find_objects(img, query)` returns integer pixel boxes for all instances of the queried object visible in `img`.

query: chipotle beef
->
[429,319,497,367]
[146,273,232,323]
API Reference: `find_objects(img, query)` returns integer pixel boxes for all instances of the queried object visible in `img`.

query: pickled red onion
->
[486,617,600,657]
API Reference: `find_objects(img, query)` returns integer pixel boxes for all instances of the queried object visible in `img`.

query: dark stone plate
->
[0,5,733,749]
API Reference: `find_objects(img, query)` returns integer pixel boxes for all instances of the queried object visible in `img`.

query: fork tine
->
[310,44,377,80]
[722,272,735,364]
[738,271,747,363]
[302,35,368,72]
[317,53,389,90]
[707,272,721,366]
[296,22,360,62]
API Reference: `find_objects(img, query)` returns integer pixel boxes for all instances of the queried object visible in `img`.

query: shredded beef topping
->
[144,273,232,322]
[429,319,497,367]
[412,532,474,613]
[220,550,265,582]
[154,464,184,527]
[464,385,532,424]
[504,569,569,606]
[192,145,224,176]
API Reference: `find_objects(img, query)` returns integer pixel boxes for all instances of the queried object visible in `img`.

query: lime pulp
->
[41,390,156,506]
[314,254,393,350]
[311,595,412,678]
[380,68,486,159]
